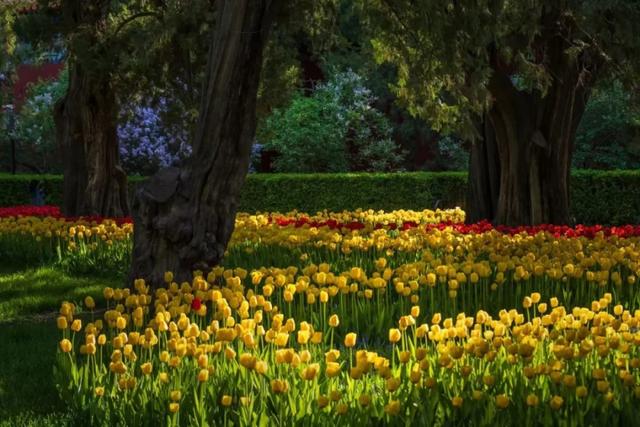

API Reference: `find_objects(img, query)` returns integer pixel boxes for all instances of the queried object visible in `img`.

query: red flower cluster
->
[425,221,640,238]
[271,215,640,238]
[0,205,61,218]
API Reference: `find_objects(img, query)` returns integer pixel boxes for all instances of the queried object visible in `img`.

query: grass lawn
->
[0,266,121,426]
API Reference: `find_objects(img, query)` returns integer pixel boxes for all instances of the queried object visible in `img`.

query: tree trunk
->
[55,62,129,217]
[130,0,279,286]
[466,114,500,223]
[466,73,590,226]
[467,22,600,226]
[55,0,129,218]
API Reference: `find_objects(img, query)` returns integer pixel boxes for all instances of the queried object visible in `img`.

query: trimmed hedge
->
[570,170,640,225]
[238,172,467,213]
[0,174,64,206]
[0,170,638,225]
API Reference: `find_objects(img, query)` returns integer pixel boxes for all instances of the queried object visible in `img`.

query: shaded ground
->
[0,266,120,426]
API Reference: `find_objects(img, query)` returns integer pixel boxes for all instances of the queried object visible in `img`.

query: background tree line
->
[4,1,638,178]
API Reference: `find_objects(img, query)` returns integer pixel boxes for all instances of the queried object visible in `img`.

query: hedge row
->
[0,170,638,225]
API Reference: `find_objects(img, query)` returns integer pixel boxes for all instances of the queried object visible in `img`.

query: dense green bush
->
[573,82,640,169]
[0,69,68,174]
[260,70,406,172]
[0,171,639,225]
[260,95,349,172]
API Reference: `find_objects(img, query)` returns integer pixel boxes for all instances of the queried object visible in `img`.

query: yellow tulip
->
[270,379,289,394]
[388,328,401,343]
[249,359,266,374]
[198,368,209,382]
[239,353,256,370]
[302,363,319,381]
[386,377,401,392]
[335,403,348,415]
[344,332,357,348]
[495,394,509,409]
[59,339,73,353]
[550,395,564,410]
[326,362,341,378]
[140,362,153,375]
[384,400,400,415]
[71,319,82,332]
[317,395,329,408]
[57,316,68,330]
[576,386,588,398]
[328,314,340,328]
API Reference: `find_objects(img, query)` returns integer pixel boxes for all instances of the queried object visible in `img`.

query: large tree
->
[370,1,640,225]
[45,0,217,217]
[130,0,281,286]
[52,1,130,217]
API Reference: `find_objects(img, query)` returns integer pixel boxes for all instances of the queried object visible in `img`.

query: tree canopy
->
[370,1,640,140]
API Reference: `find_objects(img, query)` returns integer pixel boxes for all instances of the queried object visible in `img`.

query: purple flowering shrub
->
[118,98,192,175]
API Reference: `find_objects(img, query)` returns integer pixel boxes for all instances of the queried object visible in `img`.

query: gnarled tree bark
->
[130,0,280,286]
[466,14,601,226]
[55,0,129,217]
[466,114,500,223]
[55,64,129,217]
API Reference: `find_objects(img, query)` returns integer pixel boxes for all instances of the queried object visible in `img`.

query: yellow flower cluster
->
[56,264,640,426]
[0,216,132,243]
[234,207,465,230]
[0,209,464,269]
[42,208,640,425]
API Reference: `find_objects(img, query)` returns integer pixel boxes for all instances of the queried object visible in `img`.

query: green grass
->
[0,266,121,321]
[0,265,121,426]
[0,321,71,426]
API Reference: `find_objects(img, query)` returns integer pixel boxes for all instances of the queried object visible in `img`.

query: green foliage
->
[1,171,640,224]
[0,173,63,206]
[0,1,35,69]
[432,136,469,171]
[2,69,68,173]
[571,170,640,225]
[573,82,640,169]
[257,30,302,119]
[261,70,405,173]
[261,94,350,172]
[239,172,467,213]
[367,1,640,139]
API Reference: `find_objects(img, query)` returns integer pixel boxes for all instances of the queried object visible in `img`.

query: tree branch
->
[113,11,161,38]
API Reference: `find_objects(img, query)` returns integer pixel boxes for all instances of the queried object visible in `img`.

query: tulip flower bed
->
[4,205,640,424]
[56,271,640,426]
[0,208,464,274]
[21,206,637,425]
